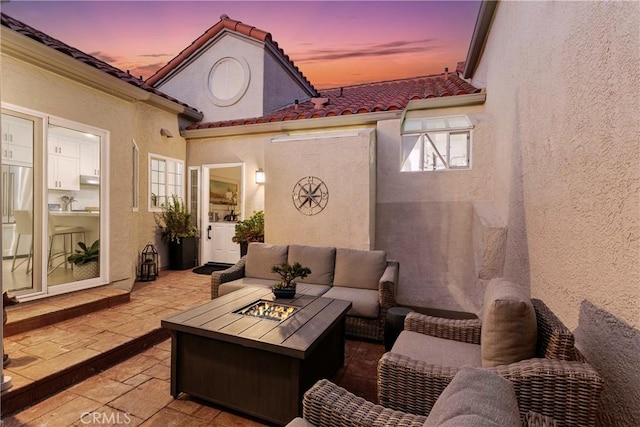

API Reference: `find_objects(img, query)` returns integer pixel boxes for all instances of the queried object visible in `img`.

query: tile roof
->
[0,13,201,116]
[186,73,481,130]
[146,14,316,94]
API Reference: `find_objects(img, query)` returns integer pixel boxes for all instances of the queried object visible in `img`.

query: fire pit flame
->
[234,300,298,322]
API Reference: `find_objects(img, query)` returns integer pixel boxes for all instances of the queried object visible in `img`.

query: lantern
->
[138,243,158,282]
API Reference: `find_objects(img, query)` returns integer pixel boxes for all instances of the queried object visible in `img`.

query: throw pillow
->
[480,278,537,367]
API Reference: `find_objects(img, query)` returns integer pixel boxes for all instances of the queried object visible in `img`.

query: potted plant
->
[67,239,100,281]
[271,262,311,298]
[232,210,264,256]
[155,194,198,270]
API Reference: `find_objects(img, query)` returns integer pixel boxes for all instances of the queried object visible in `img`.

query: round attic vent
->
[208,56,250,107]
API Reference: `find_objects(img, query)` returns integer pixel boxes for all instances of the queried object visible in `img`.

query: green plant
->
[155,195,197,243]
[271,262,312,290]
[232,210,264,244]
[67,240,100,265]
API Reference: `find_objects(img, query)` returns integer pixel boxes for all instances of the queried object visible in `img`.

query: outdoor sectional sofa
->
[211,242,399,341]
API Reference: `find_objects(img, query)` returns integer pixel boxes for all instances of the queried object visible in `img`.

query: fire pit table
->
[161,286,351,426]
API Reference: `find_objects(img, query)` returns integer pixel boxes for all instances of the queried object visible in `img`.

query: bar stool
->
[48,213,85,273]
[11,210,33,274]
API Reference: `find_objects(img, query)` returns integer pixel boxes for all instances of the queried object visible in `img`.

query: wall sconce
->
[255,168,266,184]
[160,128,174,138]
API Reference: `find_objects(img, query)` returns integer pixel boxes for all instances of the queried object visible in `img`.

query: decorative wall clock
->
[292,176,329,216]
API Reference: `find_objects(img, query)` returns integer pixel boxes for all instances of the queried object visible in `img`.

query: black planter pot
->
[168,236,197,270]
[240,242,248,257]
[272,287,296,299]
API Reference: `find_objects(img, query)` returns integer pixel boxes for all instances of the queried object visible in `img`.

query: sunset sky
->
[2,1,481,89]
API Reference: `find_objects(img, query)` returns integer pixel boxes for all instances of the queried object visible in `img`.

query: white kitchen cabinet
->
[79,141,100,177]
[48,137,80,190]
[212,222,240,264]
[1,114,33,166]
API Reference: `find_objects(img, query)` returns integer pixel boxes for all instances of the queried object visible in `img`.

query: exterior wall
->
[265,128,376,249]
[1,54,185,287]
[156,32,265,123]
[472,2,640,425]
[263,50,313,114]
[187,133,265,219]
[375,105,495,313]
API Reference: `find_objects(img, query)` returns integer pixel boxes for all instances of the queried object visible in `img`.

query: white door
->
[200,163,244,264]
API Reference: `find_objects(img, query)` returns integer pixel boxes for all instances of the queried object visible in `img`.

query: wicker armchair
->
[378,298,603,427]
[288,378,557,427]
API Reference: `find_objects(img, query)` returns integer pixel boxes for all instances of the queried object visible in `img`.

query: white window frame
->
[148,153,184,212]
[401,115,473,172]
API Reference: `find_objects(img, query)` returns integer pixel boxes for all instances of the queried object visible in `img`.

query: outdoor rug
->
[192,262,233,275]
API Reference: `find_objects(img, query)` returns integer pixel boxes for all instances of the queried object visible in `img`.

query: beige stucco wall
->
[187,127,376,250]
[156,32,265,123]
[375,105,495,313]
[1,51,187,288]
[472,2,639,425]
[266,128,376,249]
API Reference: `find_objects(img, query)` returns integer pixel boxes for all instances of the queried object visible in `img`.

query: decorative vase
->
[72,261,99,281]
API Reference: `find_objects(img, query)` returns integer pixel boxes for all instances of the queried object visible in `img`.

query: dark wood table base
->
[162,287,351,426]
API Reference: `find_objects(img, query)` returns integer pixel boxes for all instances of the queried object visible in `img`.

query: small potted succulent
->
[67,239,100,281]
[271,262,311,298]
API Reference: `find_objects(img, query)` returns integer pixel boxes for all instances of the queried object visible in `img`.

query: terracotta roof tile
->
[146,15,316,94]
[187,73,481,130]
[0,13,200,116]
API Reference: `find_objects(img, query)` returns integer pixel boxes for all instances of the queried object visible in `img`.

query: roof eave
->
[463,0,498,79]
[1,27,202,121]
[181,110,402,139]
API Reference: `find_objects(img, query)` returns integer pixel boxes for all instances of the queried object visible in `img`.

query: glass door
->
[1,111,38,296]
[46,123,102,289]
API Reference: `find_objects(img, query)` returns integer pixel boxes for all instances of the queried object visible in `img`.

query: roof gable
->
[146,14,316,95]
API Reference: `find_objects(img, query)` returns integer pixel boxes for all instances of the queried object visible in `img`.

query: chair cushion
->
[333,248,386,290]
[245,243,289,280]
[323,287,379,318]
[480,278,537,367]
[392,331,481,367]
[285,418,316,427]
[218,277,275,297]
[424,366,521,427]
[288,245,336,285]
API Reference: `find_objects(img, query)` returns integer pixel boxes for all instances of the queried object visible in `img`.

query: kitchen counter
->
[50,211,99,217]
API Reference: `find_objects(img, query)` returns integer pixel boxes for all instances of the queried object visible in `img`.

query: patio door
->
[199,163,243,265]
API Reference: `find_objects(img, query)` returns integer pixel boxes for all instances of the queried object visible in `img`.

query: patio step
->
[4,286,130,337]
[0,286,148,416]
[1,326,169,416]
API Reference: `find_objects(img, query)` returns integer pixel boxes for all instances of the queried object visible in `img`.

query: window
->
[132,140,139,211]
[401,115,472,172]
[149,154,183,210]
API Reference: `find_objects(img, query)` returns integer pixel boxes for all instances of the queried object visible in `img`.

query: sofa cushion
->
[218,277,274,297]
[333,248,386,290]
[480,278,537,367]
[245,243,289,281]
[424,366,521,427]
[296,283,332,297]
[392,331,481,368]
[288,245,336,285]
[322,287,379,318]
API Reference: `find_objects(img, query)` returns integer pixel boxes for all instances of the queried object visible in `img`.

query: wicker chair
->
[377,298,603,427]
[288,378,557,427]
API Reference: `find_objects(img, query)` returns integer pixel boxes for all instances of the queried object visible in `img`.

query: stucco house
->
[0,1,637,425]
